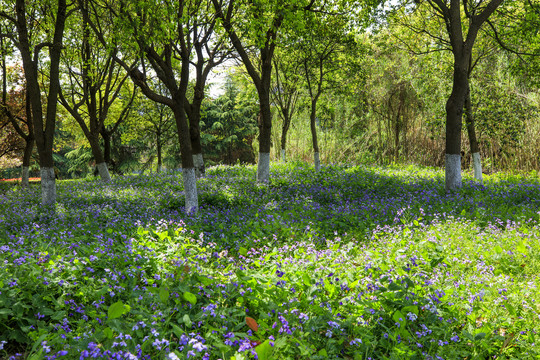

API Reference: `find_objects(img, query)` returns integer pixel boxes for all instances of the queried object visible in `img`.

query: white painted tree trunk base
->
[40,167,56,206]
[472,152,483,183]
[193,153,205,178]
[257,152,270,183]
[445,154,462,191]
[314,152,321,172]
[21,166,30,189]
[281,149,285,162]
[183,168,198,214]
[96,162,112,183]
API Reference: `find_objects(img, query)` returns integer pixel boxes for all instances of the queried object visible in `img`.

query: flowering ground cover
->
[0,162,539,359]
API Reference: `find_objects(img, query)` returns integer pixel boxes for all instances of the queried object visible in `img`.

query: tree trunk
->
[157,136,162,173]
[20,137,33,188]
[88,135,111,182]
[40,167,56,206]
[189,92,206,178]
[172,102,198,214]
[101,130,111,165]
[192,153,204,177]
[310,99,320,172]
[445,60,469,192]
[257,92,272,182]
[280,116,289,162]
[464,87,482,182]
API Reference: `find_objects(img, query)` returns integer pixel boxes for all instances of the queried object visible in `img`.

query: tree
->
[0,35,34,187]
[271,49,301,162]
[95,0,205,213]
[1,0,70,205]
[201,75,258,164]
[417,0,503,191]
[135,84,176,172]
[59,0,133,182]
[297,13,349,172]
[184,1,231,177]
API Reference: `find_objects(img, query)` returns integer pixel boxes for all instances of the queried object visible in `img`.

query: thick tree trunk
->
[40,167,56,206]
[173,102,198,214]
[21,138,33,188]
[192,153,204,177]
[445,61,469,192]
[21,167,30,188]
[257,152,270,182]
[89,135,111,182]
[257,92,272,183]
[96,163,111,182]
[189,94,206,178]
[16,0,67,205]
[464,88,482,182]
[314,152,320,172]
[310,100,320,172]
[101,130,111,165]
[281,148,286,162]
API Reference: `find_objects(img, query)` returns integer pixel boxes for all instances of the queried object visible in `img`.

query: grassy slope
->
[0,162,539,359]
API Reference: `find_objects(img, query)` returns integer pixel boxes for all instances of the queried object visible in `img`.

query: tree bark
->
[88,134,111,182]
[310,99,320,172]
[280,115,290,162]
[101,130,111,165]
[464,86,482,182]
[211,0,281,183]
[257,77,273,182]
[156,134,162,173]
[21,137,34,188]
[172,102,198,213]
[188,91,205,177]
[14,0,68,205]
[434,0,503,191]
[444,61,469,191]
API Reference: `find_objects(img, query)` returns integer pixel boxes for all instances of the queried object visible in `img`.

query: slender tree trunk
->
[157,135,162,173]
[464,86,482,182]
[20,137,33,188]
[445,59,469,192]
[280,115,290,162]
[310,99,320,172]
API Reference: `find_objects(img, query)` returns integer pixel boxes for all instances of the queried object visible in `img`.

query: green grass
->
[0,162,539,359]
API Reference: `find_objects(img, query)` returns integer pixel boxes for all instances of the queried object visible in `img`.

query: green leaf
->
[402,305,418,315]
[239,247,248,256]
[28,333,48,357]
[318,348,328,357]
[302,273,311,286]
[393,310,406,326]
[0,308,11,315]
[183,314,192,328]
[474,332,486,340]
[183,291,197,305]
[172,324,183,339]
[255,340,273,360]
[159,287,170,303]
[104,327,114,339]
[108,301,126,319]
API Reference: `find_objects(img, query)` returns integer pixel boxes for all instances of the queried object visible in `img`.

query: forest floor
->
[0,162,539,359]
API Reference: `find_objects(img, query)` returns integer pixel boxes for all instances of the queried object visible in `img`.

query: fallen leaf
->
[246,316,259,332]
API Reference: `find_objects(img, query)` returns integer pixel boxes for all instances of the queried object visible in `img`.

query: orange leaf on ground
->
[246,316,259,332]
